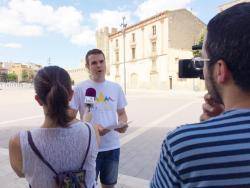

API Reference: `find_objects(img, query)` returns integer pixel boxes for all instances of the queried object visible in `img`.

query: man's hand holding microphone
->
[83,88,96,122]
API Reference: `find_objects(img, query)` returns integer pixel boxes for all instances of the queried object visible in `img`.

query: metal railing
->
[0,82,34,89]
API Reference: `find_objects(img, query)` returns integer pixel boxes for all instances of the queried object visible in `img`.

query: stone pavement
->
[0,88,204,188]
[0,148,28,188]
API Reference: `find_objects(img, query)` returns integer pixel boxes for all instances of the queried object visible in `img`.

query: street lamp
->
[47,57,51,66]
[121,16,127,94]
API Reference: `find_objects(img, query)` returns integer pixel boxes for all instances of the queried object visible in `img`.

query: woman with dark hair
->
[9,66,98,188]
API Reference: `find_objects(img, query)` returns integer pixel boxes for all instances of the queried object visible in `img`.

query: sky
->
[0,0,231,69]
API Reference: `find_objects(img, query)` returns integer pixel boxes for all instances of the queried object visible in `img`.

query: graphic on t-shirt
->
[95,92,114,110]
[96,92,114,103]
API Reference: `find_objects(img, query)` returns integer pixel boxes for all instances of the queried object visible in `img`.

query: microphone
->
[84,88,96,112]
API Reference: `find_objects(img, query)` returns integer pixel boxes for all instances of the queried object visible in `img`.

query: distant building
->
[9,64,31,82]
[67,67,88,85]
[96,9,206,91]
[6,62,42,82]
[0,61,14,69]
[28,63,42,71]
[0,62,8,74]
[0,67,8,82]
[66,58,88,85]
[219,0,250,12]
[0,67,8,74]
[0,62,11,82]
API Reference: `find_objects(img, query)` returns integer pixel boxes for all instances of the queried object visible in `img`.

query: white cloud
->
[90,10,132,29]
[135,0,193,20]
[0,6,44,36]
[70,27,95,46]
[0,0,195,47]
[0,0,95,46]
[0,42,22,48]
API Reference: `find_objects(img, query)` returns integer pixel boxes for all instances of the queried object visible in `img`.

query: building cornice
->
[109,8,205,39]
[109,10,169,39]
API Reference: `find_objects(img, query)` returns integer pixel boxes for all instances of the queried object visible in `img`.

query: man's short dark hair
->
[85,49,105,65]
[205,2,250,91]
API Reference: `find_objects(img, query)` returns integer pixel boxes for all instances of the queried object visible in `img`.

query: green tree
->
[29,72,35,83]
[193,33,204,57]
[22,70,29,82]
[7,73,17,82]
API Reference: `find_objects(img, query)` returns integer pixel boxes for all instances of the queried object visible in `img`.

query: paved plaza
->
[0,86,205,187]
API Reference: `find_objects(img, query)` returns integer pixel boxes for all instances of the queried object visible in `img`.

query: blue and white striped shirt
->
[151,109,250,188]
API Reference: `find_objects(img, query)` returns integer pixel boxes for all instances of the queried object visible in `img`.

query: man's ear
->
[85,63,89,70]
[214,60,231,84]
[35,95,43,106]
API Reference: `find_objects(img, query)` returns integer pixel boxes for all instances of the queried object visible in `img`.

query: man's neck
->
[91,77,105,83]
[223,87,250,111]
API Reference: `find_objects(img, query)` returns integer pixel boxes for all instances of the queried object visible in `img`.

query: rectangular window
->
[132,48,136,59]
[152,41,156,52]
[175,57,179,64]
[116,51,119,62]
[132,33,135,42]
[116,39,118,47]
[152,25,156,35]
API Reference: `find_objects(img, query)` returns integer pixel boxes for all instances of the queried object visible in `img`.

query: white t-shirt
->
[70,80,127,152]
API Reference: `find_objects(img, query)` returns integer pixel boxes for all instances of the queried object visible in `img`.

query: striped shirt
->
[151,109,250,188]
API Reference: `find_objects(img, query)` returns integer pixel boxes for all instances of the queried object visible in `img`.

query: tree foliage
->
[7,73,17,82]
[22,70,29,81]
[193,33,204,57]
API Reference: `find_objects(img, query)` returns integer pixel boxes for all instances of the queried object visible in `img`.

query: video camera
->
[178,44,204,79]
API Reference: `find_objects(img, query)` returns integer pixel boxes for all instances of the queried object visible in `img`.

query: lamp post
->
[47,57,51,66]
[121,16,127,94]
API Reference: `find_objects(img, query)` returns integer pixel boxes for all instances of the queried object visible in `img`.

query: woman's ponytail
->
[34,66,73,127]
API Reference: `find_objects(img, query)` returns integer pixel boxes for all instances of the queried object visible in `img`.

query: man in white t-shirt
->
[70,49,128,188]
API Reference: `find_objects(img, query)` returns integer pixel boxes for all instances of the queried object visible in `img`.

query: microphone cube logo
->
[84,96,95,104]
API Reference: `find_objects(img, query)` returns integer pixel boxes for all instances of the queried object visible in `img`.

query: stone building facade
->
[96,9,206,91]
[66,59,89,85]
[8,63,42,82]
